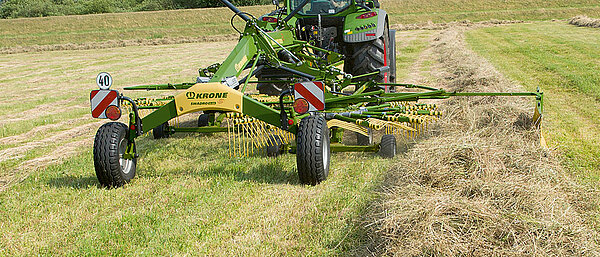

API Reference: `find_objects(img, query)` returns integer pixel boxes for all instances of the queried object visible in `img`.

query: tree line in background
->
[0,0,271,18]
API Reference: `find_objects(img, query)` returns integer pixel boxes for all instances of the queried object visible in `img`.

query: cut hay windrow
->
[0,34,238,55]
[569,16,600,28]
[369,27,600,256]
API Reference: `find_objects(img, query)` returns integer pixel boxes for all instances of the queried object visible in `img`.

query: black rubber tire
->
[356,128,373,146]
[266,134,284,157]
[93,122,137,188]
[198,113,210,127]
[344,22,392,87]
[379,134,397,158]
[152,122,169,139]
[296,115,330,185]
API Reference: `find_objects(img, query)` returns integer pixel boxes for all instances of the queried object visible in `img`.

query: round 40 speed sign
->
[96,72,113,90]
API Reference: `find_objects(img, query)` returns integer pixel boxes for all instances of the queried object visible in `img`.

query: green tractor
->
[88,0,543,188]
[255,0,396,95]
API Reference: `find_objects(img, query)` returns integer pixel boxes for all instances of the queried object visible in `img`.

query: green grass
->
[0,35,436,254]
[0,134,391,255]
[465,22,600,183]
[0,0,599,48]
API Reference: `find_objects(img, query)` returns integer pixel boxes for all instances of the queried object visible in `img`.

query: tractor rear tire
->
[345,23,393,89]
[93,122,137,188]
[379,134,396,158]
[296,115,330,185]
[153,122,169,139]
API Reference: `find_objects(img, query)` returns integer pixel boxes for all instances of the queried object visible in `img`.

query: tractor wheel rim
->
[119,138,133,174]
[323,136,330,171]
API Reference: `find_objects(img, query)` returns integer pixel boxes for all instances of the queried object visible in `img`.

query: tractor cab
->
[288,0,379,16]
[290,0,351,15]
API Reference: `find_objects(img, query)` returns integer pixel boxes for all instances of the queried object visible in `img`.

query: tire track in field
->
[397,32,436,85]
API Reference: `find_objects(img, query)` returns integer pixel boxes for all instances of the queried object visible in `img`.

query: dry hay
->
[391,20,523,31]
[0,34,238,55]
[569,16,600,28]
[369,27,600,256]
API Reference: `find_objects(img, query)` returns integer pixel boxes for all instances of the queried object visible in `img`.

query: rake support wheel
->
[198,113,210,127]
[296,115,330,185]
[379,134,397,158]
[93,122,137,188]
[266,134,284,157]
[153,122,169,139]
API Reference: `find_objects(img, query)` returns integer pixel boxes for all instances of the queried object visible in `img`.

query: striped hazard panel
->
[90,90,119,119]
[294,81,325,112]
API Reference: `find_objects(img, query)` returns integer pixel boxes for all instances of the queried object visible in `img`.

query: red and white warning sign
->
[294,81,325,112]
[90,90,119,118]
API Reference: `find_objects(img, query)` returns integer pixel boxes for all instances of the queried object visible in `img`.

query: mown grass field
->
[2,0,600,255]
[0,30,437,255]
[1,139,389,255]
[0,0,599,48]
[465,22,600,184]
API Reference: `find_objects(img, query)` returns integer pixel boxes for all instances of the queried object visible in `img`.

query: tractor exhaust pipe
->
[220,0,251,22]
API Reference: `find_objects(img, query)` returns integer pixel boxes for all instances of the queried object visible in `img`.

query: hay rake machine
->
[89,0,544,187]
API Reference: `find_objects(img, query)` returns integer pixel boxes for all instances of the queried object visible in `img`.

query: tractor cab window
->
[292,0,351,15]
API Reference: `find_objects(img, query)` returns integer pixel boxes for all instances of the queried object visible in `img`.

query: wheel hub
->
[119,138,133,174]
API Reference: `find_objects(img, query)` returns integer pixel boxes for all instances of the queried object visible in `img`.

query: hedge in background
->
[0,0,271,18]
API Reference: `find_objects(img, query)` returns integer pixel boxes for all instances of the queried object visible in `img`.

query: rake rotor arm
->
[442,91,543,99]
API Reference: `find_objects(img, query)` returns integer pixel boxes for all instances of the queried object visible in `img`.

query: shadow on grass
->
[145,158,299,185]
[47,175,98,189]
[230,161,299,185]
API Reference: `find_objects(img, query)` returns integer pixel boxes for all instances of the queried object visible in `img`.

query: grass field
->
[1,1,600,255]
[0,140,390,255]
[466,22,600,183]
[1,0,599,49]
[0,33,437,255]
